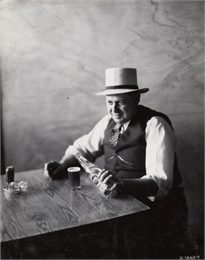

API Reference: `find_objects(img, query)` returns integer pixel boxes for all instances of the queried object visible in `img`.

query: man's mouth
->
[113,114,121,117]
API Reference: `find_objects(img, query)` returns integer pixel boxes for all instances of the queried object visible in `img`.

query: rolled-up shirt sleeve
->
[142,116,177,200]
[63,115,110,162]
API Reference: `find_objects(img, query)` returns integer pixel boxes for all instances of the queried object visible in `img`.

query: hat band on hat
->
[105,85,138,90]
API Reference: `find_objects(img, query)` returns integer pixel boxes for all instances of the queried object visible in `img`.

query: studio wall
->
[1,0,204,243]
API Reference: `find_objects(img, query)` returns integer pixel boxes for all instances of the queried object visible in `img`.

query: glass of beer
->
[68,167,81,190]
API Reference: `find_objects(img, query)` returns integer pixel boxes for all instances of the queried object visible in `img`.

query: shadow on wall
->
[1,70,5,175]
[176,135,204,249]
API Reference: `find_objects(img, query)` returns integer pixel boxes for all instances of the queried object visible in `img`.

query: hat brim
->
[95,88,149,96]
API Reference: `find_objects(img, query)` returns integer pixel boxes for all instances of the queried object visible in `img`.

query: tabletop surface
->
[1,169,150,242]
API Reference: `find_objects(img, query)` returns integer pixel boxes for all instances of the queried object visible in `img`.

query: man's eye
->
[107,101,113,105]
[118,101,125,105]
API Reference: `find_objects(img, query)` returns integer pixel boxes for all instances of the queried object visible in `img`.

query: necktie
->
[109,124,122,147]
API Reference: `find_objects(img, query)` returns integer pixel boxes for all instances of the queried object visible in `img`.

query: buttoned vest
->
[104,105,181,187]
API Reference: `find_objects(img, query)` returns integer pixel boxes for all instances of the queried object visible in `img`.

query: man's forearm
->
[121,178,159,197]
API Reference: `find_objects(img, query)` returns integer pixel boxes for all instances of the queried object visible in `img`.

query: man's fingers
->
[47,163,65,180]
[102,174,113,184]
[108,182,117,193]
[98,170,110,183]
[97,169,106,178]
[47,161,60,170]
[53,166,63,175]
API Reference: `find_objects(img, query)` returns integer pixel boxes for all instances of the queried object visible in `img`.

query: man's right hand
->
[45,161,67,180]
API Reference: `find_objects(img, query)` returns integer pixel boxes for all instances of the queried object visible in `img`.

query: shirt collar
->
[122,120,131,132]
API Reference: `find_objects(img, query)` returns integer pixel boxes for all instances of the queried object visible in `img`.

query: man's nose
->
[112,103,119,112]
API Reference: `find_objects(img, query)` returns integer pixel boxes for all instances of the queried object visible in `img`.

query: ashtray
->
[3,181,28,194]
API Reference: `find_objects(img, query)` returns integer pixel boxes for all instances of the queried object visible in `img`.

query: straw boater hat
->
[96,68,149,95]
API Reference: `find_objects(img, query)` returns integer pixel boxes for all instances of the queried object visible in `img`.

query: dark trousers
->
[125,187,199,259]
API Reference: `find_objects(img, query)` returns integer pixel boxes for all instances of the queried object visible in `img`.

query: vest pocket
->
[106,154,133,170]
[116,154,133,166]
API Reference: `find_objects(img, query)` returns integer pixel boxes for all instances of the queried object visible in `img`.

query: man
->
[47,68,196,258]
[48,67,181,202]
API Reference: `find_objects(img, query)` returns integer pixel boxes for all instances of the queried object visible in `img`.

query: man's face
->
[106,92,140,124]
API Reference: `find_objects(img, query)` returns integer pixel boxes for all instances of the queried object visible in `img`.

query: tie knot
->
[114,123,122,132]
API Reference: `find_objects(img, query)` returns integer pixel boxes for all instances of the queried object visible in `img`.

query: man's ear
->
[134,93,141,104]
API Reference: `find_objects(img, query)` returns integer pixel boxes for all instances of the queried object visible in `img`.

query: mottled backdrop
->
[1,0,204,246]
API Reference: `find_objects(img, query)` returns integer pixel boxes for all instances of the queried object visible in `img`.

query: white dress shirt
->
[63,114,177,200]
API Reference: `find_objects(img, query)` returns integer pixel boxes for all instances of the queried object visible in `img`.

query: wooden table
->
[1,169,150,259]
